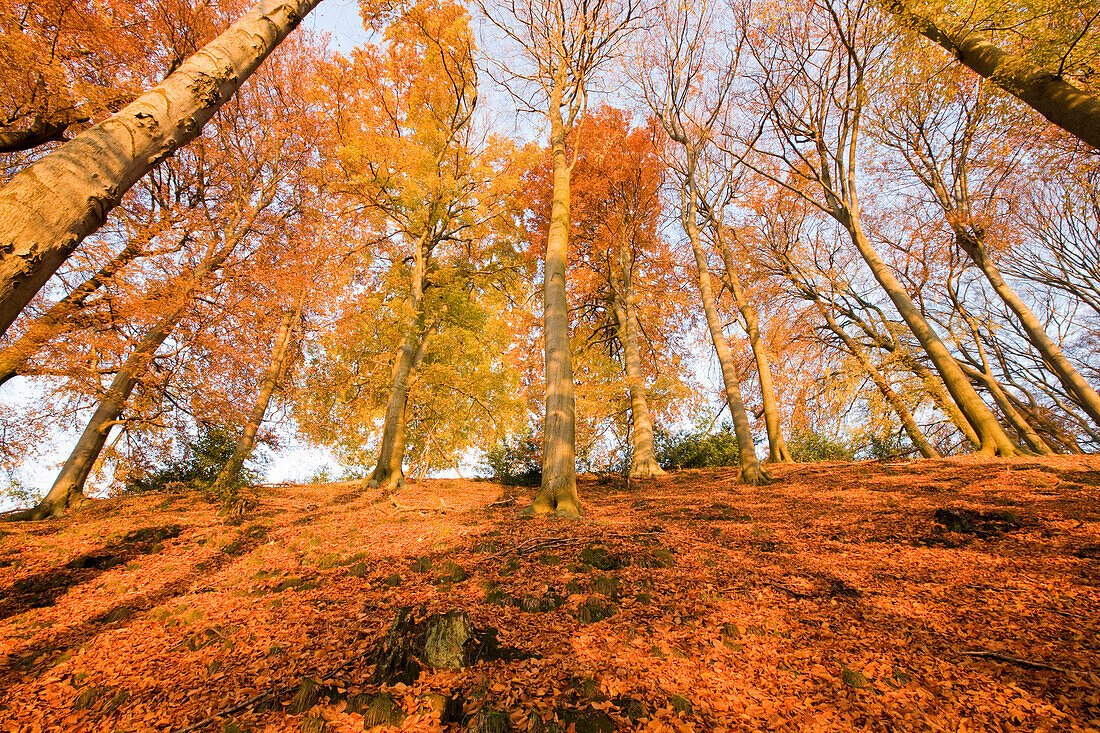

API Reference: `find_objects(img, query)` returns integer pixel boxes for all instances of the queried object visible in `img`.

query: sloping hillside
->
[1,457,1098,732]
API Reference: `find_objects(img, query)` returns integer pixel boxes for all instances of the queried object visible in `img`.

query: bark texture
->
[533,90,581,517]
[0,0,321,338]
[211,302,303,495]
[713,230,791,463]
[608,259,665,478]
[684,192,769,485]
[817,303,940,458]
[882,0,1100,150]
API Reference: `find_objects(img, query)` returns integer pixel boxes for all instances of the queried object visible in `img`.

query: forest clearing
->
[0,457,1097,732]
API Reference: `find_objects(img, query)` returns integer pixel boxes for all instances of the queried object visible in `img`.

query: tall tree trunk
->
[11,198,267,520]
[683,191,769,484]
[533,82,581,517]
[837,212,1018,456]
[364,325,435,496]
[0,0,321,338]
[608,261,665,478]
[713,233,792,463]
[880,0,1100,150]
[816,303,941,458]
[18,297,192,519]
[211,301,303,494]
[0,235,150,388]
[958,233,1100,429]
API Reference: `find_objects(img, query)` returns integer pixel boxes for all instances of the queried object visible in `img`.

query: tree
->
[306,0,526,494]
[557,108,691,478]
[734,0,1020,456]
[873,59,1100,432]
[636,0,771,484]
[479,0,642,515]
[0,0,324,339]
[879,0,1100,149]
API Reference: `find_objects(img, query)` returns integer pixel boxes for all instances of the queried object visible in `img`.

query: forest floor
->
[0,457,1098,732]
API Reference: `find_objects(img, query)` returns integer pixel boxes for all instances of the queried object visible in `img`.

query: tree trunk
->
[364,325,435,496]
[533,84,581,517]
[838,213,1018,456]
[958,360,1053,454]
[714,234,792,463]
[12,199,266,520]
[816,303,941,458]
[683,191,769,484]
[0,236,149,388]
[211,302,302,494]
[959,233,1100,429]
[0,0,321,338]
[880,0,1100,150]
[18,297,192,519]
[608,269,665,478]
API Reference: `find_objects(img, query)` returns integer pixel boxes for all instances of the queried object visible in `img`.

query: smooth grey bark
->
[12,194,271,519]
[709,222,792,463]
[0,0,322,338]
[533,79,581,517]
[607,253,665,478]
[683,189,769,485]
[881,0,1100,150]
[816,302,940,458]
[212,301,303,494]
[0,235,151,388]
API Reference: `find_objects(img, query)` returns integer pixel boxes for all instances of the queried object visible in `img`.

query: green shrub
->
[481,431,541,486]
[124,428,260,498]
[654,423,741,470]
[787,429,853,462]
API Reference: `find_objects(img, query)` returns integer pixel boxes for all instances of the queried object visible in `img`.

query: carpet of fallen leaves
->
[1,455,1099,733]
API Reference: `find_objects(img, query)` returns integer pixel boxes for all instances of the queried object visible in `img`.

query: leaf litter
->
[0,456,1097,732]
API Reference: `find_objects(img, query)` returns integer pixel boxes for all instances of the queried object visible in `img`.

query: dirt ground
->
[0,455,1098,732]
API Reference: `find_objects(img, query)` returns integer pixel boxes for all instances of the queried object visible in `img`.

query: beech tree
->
[0,0,325,339]
[733,0,1021,456]
[636,0,771,484]
[557,108,694,477]
[873,59,1100,432]
[478,0,643,515]
[879,0,1100,149]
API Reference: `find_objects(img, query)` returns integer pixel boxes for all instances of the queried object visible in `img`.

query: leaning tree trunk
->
[683,192,769,485]
[608,278,665,478]
[0,235,150,388]
[17,296,192,519]
[714,235,792,463]
[364,325,435,496]
[0,0,322,338]
[959,233,1100,429]
[880,0,1100,150]
[838,212,1018,456]
[11,199,265,520]
[532,84,581,517]
[817,303,941,458]
[211,302,303,495]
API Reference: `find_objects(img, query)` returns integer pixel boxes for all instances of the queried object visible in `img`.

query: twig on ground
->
[959,650,1069,673]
